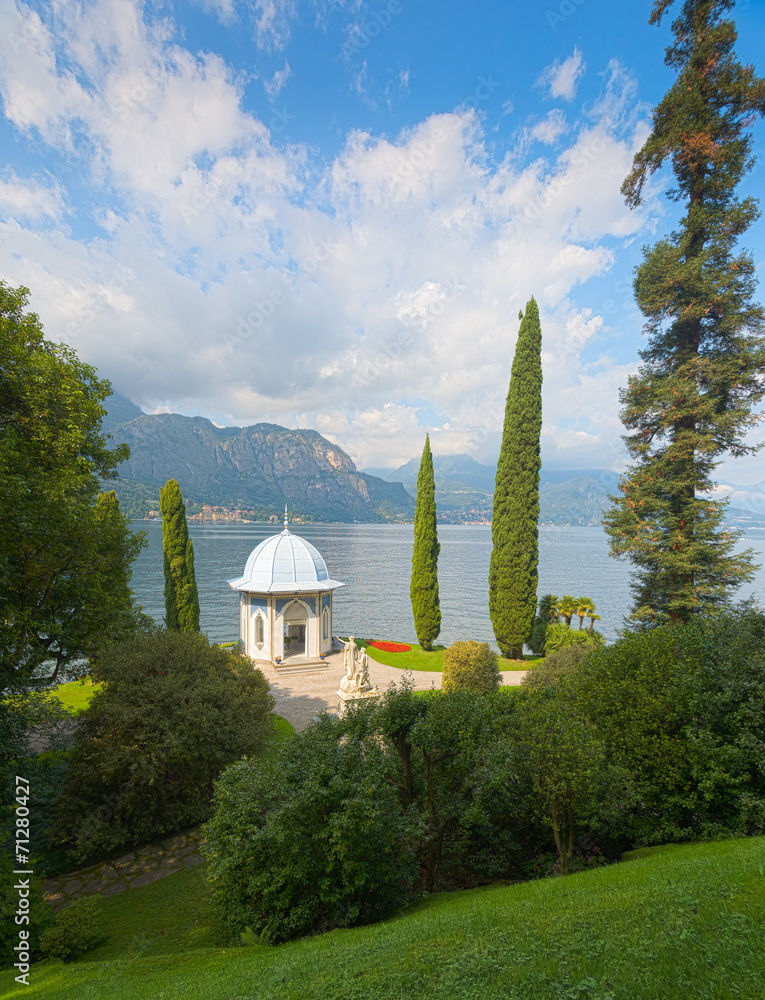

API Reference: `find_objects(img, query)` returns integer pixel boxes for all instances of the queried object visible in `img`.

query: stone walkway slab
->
[43,828,206,910]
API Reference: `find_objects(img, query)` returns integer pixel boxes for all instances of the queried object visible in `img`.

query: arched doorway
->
[283,601,307,659]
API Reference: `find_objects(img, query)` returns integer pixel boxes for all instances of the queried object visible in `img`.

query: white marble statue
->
[340,637,372,694]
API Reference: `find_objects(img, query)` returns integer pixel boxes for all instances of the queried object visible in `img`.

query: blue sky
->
[1,0,764,480]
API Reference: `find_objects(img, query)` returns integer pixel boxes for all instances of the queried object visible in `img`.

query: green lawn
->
[45,679,103,714]
[6,836,763,999]
[352,639,540,673]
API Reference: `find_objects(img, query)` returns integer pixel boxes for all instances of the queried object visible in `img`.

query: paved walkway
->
[269,649,527,731]
[43,828,205,910]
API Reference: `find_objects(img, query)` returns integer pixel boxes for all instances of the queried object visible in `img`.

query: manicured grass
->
[270,714,295,747]
[45,679,102,715]
[353,639,538,673]
[6,836,763,999]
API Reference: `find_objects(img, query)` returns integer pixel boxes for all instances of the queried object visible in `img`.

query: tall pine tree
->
[160,479,200,633]
[489,298,543,659]
[603,0,765,625]
[410,434,441,651]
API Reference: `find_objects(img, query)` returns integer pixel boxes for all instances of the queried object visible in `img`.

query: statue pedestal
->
[337,687,380,716]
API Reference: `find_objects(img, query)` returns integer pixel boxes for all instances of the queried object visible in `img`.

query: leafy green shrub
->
[51,630,275,862]
[523,643,593,690]
[442,641,500,694]
[0,856,53,970]
[568,606,765,845]
[544,622,603,654]
[39,896,104,961]
[203,712,418,943]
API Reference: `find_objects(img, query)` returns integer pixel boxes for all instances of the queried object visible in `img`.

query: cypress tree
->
[160,479,200,632]
[603,0,765,625]
[489,298,543,659]
[410,434,441,651]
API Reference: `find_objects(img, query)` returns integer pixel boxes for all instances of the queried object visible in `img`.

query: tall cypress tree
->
[489,298,543,659]
[410,434,441,651]
[160,479,200,633]
[603,0,765,625]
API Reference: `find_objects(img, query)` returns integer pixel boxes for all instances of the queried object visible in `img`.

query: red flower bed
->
[369,641,412,653]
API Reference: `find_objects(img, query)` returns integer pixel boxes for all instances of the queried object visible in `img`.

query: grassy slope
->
[5,836,763,1000]
[352,640,540,673]
[46,679,103,714]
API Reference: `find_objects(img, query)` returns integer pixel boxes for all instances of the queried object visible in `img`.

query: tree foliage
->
[160,479,200,632]
[410,435,441,650]
[51,630,274,861]
[513,688,620,875]
[0,281,147,684]
[204,682,521,941]
[203,713,418,943]
[567,606,765,844]
[442,640,501,695]
[489,298,543,658]
[603,1,765,624]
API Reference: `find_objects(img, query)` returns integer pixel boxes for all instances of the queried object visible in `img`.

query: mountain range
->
[362,456,765,528]
[102,393,765,527]
[102,395,413,522]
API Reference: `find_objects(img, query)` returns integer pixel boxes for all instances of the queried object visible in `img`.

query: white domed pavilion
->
[227,512,344,668]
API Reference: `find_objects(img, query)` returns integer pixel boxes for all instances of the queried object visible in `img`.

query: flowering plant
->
[369,641,412,653]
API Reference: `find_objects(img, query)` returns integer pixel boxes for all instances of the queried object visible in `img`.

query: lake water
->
[128,522,765,649]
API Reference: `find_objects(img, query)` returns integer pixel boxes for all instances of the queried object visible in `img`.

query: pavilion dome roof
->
[227,526,345,594]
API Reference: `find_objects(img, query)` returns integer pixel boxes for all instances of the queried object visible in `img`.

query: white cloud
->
[528,109,568,145]
[0,3,659,470]
[248,0,298,51]
[0,172,65,221]
[192,0,238,25]
[537,47,586,102]
[263,59,292,98]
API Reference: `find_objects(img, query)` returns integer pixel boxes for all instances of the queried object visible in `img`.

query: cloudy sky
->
[1,0,765,478]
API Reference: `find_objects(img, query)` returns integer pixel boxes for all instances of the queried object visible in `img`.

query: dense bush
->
[39,896,104,961]
[511,687,630,874]
[522,644,593,690]
[0,856,52,969]
[51,630,275,861]
[203,713,418,943]
[567,607,765,845]
[204,683,528,941]
[442,641,500,694]
[544,622,603,654]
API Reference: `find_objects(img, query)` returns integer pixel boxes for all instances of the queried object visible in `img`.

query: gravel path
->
[270,650,527,731]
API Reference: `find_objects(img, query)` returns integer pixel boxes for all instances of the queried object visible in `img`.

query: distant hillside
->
[102,397,414,523]
[364,453,765,527]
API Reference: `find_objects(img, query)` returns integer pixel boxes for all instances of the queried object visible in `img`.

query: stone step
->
[273,659,332,675]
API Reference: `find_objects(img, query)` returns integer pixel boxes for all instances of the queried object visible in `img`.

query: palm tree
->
[538,593,561,623]
[557,595,577,629]
[587,612,601,635]
[574,596,596,631]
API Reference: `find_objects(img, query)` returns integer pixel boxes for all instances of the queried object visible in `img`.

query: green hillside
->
[6,836,763,1000]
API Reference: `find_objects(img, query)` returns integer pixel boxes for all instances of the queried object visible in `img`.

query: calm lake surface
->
[129,522,765,649]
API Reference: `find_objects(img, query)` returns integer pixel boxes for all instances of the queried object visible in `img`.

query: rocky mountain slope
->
[102,396,413,522]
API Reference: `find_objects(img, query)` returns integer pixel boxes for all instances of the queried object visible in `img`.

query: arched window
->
[255,614,265,646]
[322,607,330,641]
